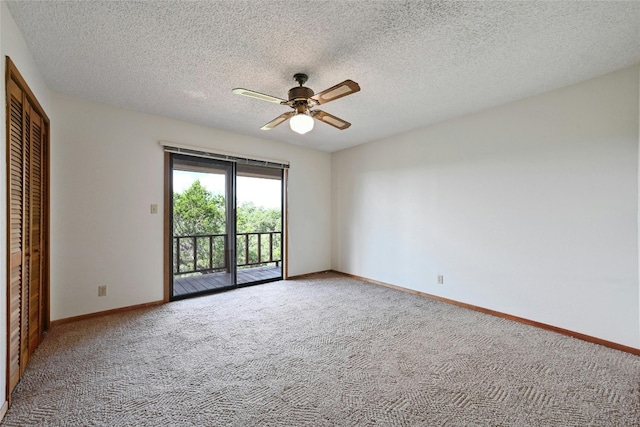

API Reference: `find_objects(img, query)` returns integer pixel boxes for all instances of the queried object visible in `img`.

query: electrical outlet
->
[98,285,107,297]
[437,275,444,285]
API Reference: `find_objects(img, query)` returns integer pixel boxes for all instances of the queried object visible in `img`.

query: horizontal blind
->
[160,141,289,169]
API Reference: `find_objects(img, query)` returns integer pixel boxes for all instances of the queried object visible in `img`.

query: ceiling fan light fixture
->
[289,112,314,134]
[233,73,360,133]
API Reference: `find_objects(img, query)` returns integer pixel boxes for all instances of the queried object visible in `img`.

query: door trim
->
[163,152,171,302]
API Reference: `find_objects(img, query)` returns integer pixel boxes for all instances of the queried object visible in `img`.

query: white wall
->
[50,93,331,321]
[0,1,52,409]
[332,66,640,349]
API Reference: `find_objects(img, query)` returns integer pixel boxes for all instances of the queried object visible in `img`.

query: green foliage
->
[173,180,225,236]
[236,201,281,233]
[173,180,281,274]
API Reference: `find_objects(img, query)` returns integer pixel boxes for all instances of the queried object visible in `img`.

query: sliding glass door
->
[236,165,283,285]
[171,155,235,298]
[169,154,283,300]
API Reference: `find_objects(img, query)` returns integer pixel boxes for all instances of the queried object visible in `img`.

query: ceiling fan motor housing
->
[288,86,314,103]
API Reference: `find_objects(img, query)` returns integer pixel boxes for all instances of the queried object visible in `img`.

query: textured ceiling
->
[7,1,640,152]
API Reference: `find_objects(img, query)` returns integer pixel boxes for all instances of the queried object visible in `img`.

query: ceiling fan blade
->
[310,80,360,105]
[232,88,287,104]
[310,110,351,130]
[261,111,295,130]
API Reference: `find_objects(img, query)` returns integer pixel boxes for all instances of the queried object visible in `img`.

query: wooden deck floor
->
[172,265,282,297]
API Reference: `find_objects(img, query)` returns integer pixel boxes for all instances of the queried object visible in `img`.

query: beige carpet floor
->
[2,272,639,426]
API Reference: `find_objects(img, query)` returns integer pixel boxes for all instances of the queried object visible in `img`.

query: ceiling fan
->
[232,73,360,135]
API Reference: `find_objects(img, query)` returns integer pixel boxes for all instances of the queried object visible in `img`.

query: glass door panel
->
[235,165,283,286]
[170,155,235,299]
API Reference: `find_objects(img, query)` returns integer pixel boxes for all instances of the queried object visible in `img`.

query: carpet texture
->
[2,273,639,426]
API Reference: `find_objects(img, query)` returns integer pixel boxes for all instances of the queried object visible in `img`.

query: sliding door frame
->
[163,149,287,302]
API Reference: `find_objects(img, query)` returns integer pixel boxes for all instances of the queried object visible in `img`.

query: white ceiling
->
[7,1,640,152]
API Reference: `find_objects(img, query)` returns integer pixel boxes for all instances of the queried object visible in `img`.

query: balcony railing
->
[173,232,281,276]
